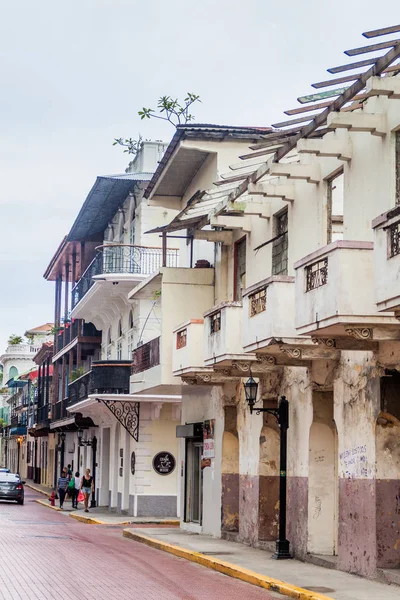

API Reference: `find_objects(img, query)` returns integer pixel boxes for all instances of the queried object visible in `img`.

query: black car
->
[0,472,25,504]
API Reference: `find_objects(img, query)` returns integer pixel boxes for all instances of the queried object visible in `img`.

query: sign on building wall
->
[153,451,176,475]
[203,419,215,459]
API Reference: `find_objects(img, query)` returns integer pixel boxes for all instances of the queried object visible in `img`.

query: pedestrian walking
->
[71,471,81,509]
[80,468,94,513]
[57,468,69,510]
[67,464,73,479]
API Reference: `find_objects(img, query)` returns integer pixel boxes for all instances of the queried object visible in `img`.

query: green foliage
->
[70,366,86,382]
[138,93,201,126]
[8,335,23,346]
[114,93,201,156]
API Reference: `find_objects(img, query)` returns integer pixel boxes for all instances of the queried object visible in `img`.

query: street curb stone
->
[122,530,334,600]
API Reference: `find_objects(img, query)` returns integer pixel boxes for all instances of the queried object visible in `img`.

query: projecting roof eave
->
[67,173,152,242]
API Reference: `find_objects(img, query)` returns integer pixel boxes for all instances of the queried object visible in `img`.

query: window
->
[249,288,267,317]
[118,320,122,338]
[389,222,400,258]
[210,312,221,334]
[117,340,122,360]
[272,209,288,276]
[176,329,187,349]
[234,237,246,301]
[306,258,328,292]
[9,366,18,379]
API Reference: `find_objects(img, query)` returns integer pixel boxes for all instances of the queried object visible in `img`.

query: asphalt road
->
[0,487,285,600]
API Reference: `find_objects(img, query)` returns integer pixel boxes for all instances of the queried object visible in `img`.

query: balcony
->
[242,276,297,353]
[294,240,398,342]
[172,320,209,377]
[54,320,101,357]
[70,245,179,326]
[1,344,41,357]
[373,210,400,313]
[68,360,131,407]
[36,404,51,426]
[129,267,214,396]
[204,302,252,367]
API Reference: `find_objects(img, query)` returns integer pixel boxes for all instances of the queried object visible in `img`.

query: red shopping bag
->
[77,490,85,503]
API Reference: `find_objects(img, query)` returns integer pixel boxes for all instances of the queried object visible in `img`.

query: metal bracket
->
[101,400,140,441]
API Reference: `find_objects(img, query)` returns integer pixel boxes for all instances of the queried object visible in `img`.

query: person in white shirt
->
[72,471,82,509]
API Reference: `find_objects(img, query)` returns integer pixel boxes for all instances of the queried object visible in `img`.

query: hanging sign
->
[203,419,215,459]
[153,451,176,476]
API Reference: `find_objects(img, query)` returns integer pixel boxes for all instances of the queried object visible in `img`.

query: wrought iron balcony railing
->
[132,337,160,374]
[36,404,51,425]
[71,244,179,309]
[68,360,131,407]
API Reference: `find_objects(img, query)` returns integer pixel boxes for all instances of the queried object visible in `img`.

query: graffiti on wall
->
[340,445,371,478]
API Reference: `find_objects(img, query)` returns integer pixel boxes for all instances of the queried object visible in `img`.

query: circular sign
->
[131,451,136,475]
[152,451,176,476]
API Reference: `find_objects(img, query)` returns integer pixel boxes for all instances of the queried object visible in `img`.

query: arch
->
[258,425,280,541]
[308,420,337,555]
[376,410,400,568]
[221,431,239,532]
[9,366,18,379]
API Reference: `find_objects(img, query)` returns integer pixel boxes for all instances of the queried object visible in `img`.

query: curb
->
[122,530,334,600]
[35,499,63,512]
[26,483,52,497]
[69,513,180,526]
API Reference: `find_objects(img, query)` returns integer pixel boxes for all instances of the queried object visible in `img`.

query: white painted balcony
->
[204,302,250,367]
[295,240,398,338]
[242,276,296,352]
[373,210,400,313]
[129,267,215,396]
[172,320,209,377]
[2,345,41,357]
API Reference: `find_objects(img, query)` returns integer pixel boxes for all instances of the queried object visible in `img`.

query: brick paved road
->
[0,488,286,600]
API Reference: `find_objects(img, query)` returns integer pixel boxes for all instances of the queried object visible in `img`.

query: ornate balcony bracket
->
[344,327,373,340]
[311,337,336,348]
[101,400,140,441]
[279,346,302,359]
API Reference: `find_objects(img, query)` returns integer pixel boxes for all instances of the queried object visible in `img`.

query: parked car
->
[0,468,10,473]
[0,472,25,504]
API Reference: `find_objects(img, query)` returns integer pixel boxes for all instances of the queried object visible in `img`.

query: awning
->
[10,427,27,436]
[67,173,152,241]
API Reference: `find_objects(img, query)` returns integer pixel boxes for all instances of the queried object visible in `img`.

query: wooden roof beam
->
[297,138,352,162]
[327,112,387,137]
[363,25,400,39]
[345,38,400,56]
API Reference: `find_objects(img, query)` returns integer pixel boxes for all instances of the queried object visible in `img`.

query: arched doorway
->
[308,391,338,556]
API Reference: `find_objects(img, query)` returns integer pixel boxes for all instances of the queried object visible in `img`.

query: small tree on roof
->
[8,335,24,346]
[113,93,201,156]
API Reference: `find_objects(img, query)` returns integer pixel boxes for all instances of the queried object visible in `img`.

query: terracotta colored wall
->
[338,478,377,577]
[221,473,239,531]
[258,475,279,540]
[287,476,308,558]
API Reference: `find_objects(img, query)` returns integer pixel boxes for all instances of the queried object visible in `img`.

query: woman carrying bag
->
[80,468,94,513]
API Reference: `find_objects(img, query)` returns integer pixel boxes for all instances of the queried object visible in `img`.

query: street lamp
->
[77,429,97,508]
[244,375,291,560]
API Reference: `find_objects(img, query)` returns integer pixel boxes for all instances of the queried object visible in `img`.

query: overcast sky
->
[0,0,399,351]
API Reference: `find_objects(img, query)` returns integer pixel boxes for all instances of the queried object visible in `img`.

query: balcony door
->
[234,237,246,301]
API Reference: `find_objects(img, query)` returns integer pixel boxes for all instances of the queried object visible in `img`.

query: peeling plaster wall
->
[282,367,313,559]
[334,351,380,577]
[376,411,400,568]
[259,425,280,541]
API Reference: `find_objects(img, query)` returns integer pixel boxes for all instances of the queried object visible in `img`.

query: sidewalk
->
[123,527,400,600]
[26,482,179,526]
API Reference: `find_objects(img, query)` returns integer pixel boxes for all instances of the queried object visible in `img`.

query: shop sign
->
[153,451,176,475]
[203,419,215,458]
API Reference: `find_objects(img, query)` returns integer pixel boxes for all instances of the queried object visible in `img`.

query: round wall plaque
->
[152,451,176,476]
[131,451,136,475]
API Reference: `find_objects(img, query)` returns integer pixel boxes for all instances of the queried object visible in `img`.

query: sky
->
[0,0,399,351]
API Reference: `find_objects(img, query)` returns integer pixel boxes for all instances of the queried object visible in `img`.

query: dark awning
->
[67,174,152,241]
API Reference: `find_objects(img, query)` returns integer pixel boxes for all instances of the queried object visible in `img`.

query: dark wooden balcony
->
[55,320,101,354]
[132,337,160,374]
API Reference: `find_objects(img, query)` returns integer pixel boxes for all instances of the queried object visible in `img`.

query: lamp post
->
[77,429,97,508]
[244,375,291,560]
